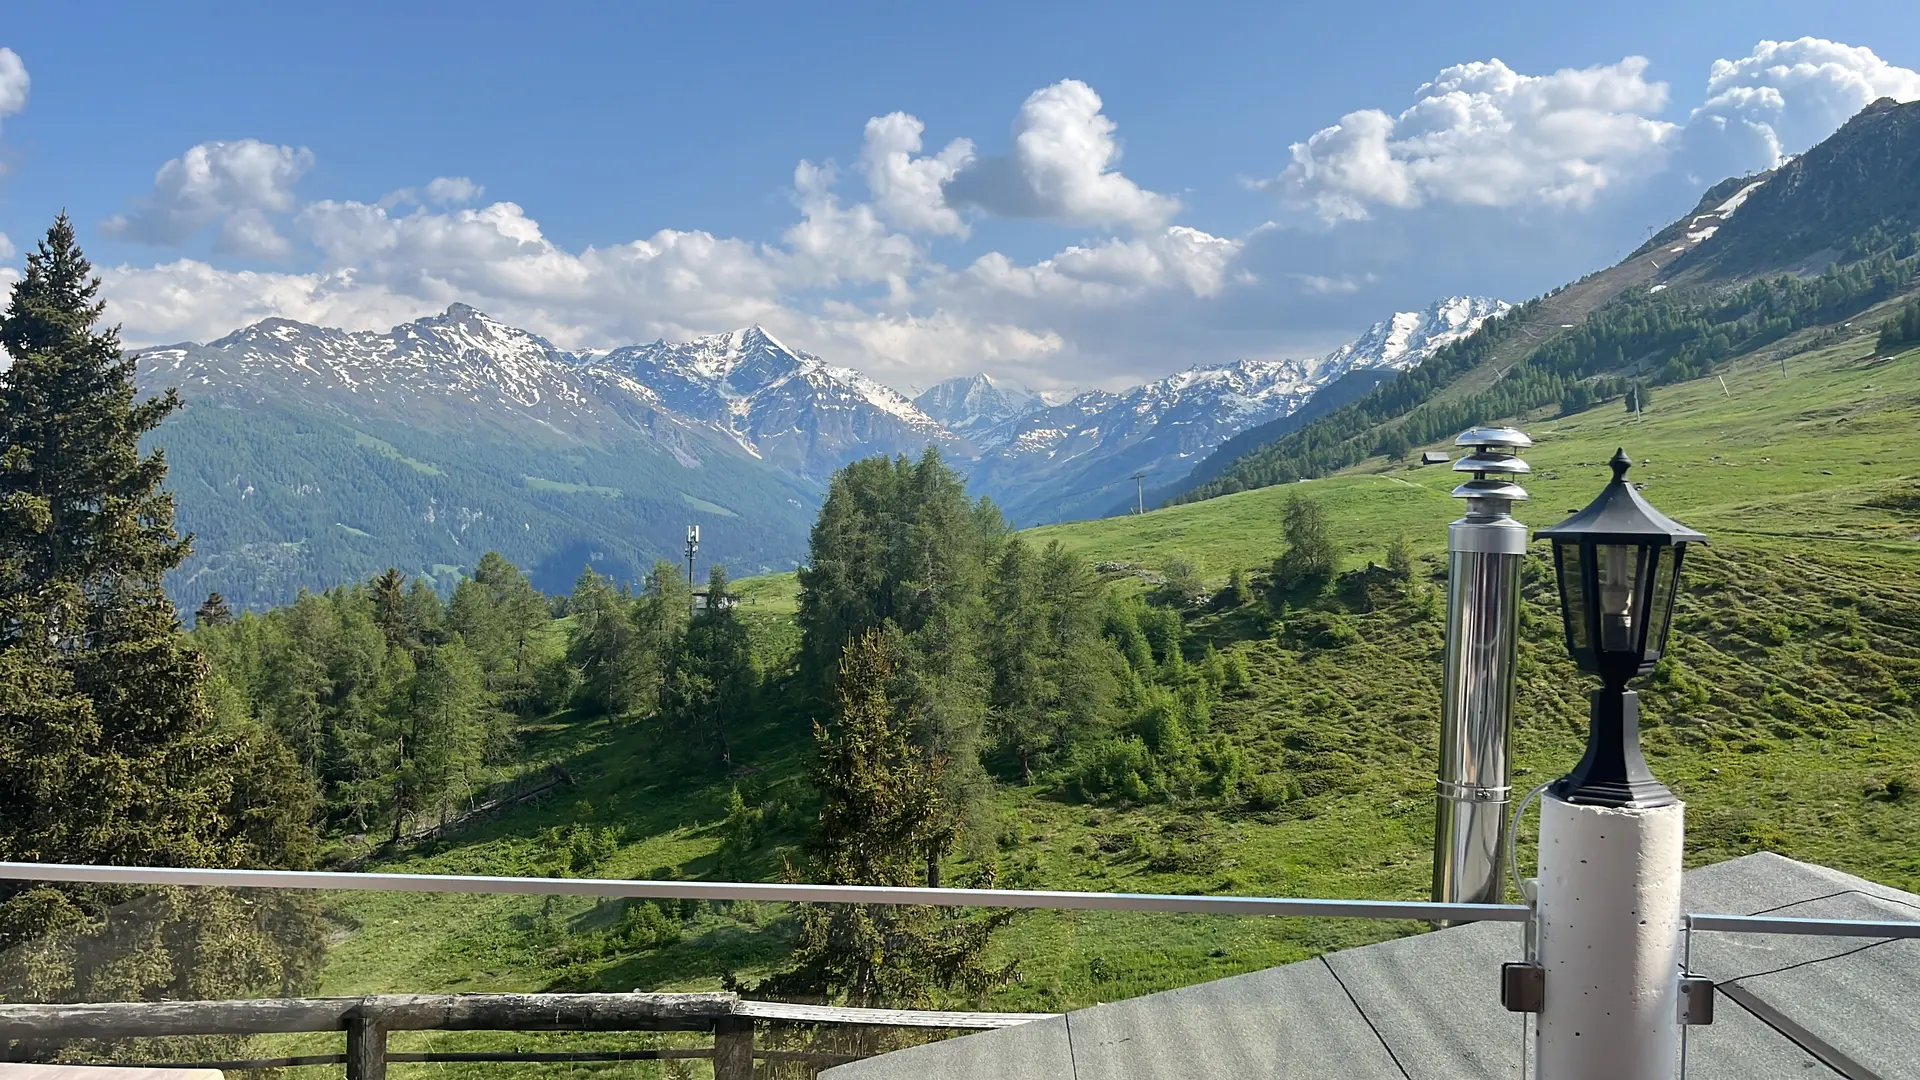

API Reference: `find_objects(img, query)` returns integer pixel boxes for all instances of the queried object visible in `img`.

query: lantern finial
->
[1610,448,1632,482]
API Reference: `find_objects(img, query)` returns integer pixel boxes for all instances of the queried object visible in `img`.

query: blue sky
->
[3,1,1918,390]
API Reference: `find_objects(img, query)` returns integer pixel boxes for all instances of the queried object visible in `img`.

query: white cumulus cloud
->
[104,139,315,258]
[779,160,923,288]
[101,260,433,345]
[0,47,27,131]
[945,226,1243,306]
[1682,38,1920,175]
[1274,56,1678,221]
[100,179,1244,389]
[88,76,1259,389]
[860,112,974,236]
[945,80,1179,230]
[424,176,485,206]
[805,309,1066,388]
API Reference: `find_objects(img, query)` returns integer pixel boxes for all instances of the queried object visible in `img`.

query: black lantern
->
[1536,449,1706,808]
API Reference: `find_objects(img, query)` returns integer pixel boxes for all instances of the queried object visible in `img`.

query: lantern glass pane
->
[1595,542,1644,655]
[1556,543,1588,651]
[1645,545,1682,658]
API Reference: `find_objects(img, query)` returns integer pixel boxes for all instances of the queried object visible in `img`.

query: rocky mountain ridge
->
[962,295,1510,523]
[135,295,1505,605]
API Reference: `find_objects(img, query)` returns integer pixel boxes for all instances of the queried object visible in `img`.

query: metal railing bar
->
[5,863,1915,936]
[1685,913,1920,939]
[731,1000,1058,1028]
[0,862,1531,923]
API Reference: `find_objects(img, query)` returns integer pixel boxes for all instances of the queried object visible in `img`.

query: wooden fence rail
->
[0,993,1056,1080]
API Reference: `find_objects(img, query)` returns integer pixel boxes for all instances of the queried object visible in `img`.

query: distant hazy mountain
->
[1163,296,1512,504]
[965,296,1510,524]
[912,374,1045,444]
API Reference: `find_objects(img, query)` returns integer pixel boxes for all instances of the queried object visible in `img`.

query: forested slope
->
[154,400,817,608]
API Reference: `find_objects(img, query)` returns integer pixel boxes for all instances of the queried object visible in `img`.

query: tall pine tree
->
[762,631,1011,1008]
[0,216,320,1016]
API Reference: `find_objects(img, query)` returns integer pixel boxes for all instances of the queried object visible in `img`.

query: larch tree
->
[371,568,410,649]
[1271,492,1336,595]
[566,568,643,716]
[0,216,320,1015]
[449,552,549,712]
[794,450,997,873]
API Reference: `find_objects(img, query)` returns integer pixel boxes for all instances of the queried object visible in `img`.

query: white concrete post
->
[1534,794,1685,1079]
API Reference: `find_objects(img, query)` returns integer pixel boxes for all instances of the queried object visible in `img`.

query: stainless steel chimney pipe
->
[1432,427,1531,911]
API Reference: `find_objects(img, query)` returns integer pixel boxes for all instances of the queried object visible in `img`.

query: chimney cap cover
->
[1456,426,1532,450]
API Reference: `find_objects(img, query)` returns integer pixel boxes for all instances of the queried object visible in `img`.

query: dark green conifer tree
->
[195,591,233,627]
[0,216,320,1013]
[1879,298,1920,353]
[765,631,1011,1008]
[985,538,1046,782]
[660,565,756,766]
[795,450,997,863]
[371,568,410,649]
[566,569,642,716]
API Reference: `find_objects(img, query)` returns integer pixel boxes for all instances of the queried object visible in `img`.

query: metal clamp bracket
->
[1501,962,1544,1013]
[1678,976,1715,1025]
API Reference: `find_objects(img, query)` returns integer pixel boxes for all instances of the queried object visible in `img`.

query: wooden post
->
[346,1016,388,1080]
[712,1016,753,1080]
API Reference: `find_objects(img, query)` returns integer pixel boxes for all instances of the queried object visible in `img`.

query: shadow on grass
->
[592,913,801,991]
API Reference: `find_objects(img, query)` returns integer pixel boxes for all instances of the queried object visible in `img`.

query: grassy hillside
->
[292,322,1919,1078]
[1046,313,1920,570]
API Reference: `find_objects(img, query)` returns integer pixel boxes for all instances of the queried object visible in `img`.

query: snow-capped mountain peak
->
[964,295,1508,524]
[1316,295,1510,380]
[584,326,952,478]
[913,373,1044,440]
[138,295,1508,532]
[145,304,599,420]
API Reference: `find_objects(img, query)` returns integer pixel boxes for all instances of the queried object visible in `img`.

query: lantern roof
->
[1536,449,1707,546]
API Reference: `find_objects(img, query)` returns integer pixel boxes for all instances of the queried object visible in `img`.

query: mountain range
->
[135,309,1472,606]
[954,295,1508,522]
[143,74,1920,607]
[133,294,1506,607]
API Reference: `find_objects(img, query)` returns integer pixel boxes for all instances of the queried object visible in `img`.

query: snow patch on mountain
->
[138,304,610,425]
